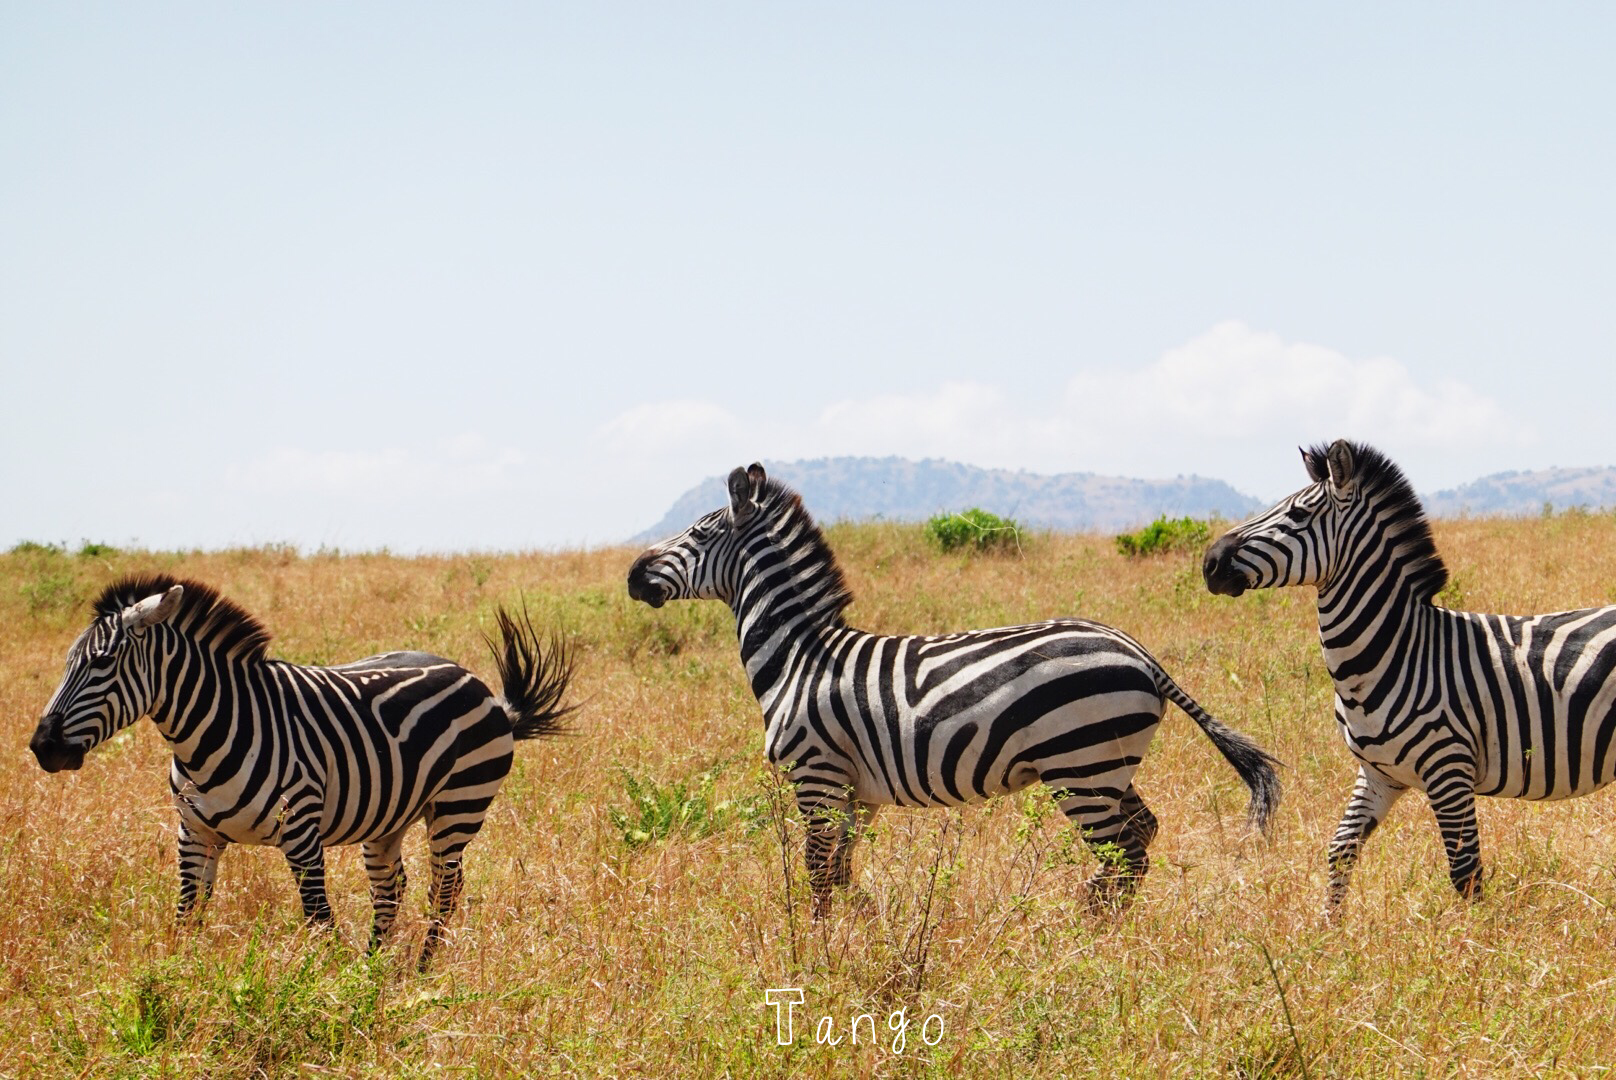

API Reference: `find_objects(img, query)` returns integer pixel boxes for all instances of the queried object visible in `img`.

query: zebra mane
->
[1311,441,1450,603]
[754,478,854,625]
[93,574,273,661]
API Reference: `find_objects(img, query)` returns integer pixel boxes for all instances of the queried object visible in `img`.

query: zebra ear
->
[1301,446,1328,483]
[746,462,766,494]
[728,466,757,523]
[122,585,183,632]
[1326,439,1358,493]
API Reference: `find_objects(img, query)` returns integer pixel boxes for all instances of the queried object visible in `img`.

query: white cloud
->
[599,399,742,451]
[597,321,1535,500]
[815,381,1011,459]
[228,433,525,497]
[1083,320,1532,447]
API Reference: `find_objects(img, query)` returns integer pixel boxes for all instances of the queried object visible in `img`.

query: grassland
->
[6,513,1616,1077]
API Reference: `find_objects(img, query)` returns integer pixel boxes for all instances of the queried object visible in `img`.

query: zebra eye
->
[1286,506,1311,523]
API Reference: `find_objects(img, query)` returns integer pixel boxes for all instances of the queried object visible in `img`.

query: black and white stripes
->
[29,576,571,967]
[1204,439,1616,910]
[630,463,1281,915]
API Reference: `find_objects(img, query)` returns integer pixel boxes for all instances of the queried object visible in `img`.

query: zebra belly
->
[172,770,297,847]
[169,727,465,849]
[1365,674,1616,801]
[173,769,445,848]
[170,748,309,847]
[1480,743,1616,802]
[857,687,1162,808]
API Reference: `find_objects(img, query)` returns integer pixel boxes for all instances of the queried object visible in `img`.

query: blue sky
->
[3,4,1612,550]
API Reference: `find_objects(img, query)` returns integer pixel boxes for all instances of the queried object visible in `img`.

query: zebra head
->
[1203,439,1446,602]
[1201,440,1367,597]
[628,463,770,608]
[30,584,183,773]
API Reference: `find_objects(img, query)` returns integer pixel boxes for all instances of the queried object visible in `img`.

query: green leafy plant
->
[102,971,182,1056]
[925,508,1023,553]
[10,539,65,555]
[1115,515,1212,558]
[608,764,767,846]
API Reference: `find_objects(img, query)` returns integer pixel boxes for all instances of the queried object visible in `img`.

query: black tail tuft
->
[1201,719,1284,836]
[1157,673,1283,836]
[484,604,576,740]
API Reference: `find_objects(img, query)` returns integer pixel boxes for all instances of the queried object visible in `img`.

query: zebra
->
[28,574,572,968]
[627,463,1281,916]
[1203,438,1616,913]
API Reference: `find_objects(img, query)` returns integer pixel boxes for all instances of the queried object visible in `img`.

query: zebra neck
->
[731,581,846,710]
[728,518,851,705]
[1315,563,1434,708]
[144,633,267,772]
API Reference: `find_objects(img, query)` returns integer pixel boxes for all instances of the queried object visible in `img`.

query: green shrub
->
[1115,515,1212,558]
[10,540,65,555]
[924,508,1023,553]
[77,541,119,558]
[608,764,767,847]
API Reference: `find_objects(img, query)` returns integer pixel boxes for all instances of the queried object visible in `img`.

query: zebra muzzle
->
[1202,536,1250,597]
[29,713,85,773]
[626,555,670,608]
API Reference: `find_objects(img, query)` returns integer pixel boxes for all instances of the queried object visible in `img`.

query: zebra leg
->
[827,801,882,913]
[1053,786,1148,911]
[418,794,497,969]
[800,795,856,920]
[419,845,466,970]
[1118,784,1159,850]
[175,822,225,922]
[363,830,409,950]
[1427,771,1483,899]
[1326,765,1407,915]
[278,818,334,926]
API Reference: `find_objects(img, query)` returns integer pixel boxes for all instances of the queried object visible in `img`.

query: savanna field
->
[7,514,1616,1078]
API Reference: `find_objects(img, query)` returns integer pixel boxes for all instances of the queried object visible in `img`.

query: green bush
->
[1115,515,1212,558]
[607,764,767,847]
[10,540,65,555]
[924,508,1023,553]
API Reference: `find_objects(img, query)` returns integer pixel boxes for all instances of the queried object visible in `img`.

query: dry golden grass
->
[7,514,1616,1077]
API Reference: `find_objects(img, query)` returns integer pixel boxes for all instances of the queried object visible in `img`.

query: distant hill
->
[632,457,1265,542]
[634,459,1616,543]
[1422,467,1616,518]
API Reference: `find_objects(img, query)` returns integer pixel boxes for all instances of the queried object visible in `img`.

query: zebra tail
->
[1155,671,1283,836]
[484,604,576,741]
